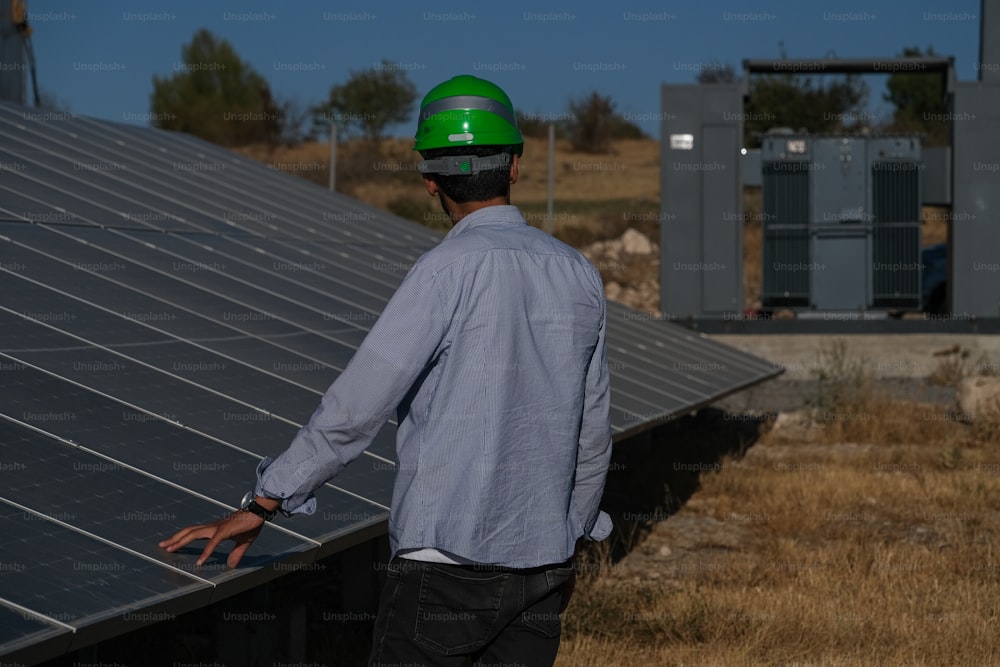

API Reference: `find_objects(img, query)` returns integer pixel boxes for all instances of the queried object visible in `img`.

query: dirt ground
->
[607,372,957,583]
[607,333,978,576]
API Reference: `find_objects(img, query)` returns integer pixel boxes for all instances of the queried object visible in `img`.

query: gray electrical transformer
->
[760,135,922,313]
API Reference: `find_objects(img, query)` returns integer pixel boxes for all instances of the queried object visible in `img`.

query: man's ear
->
[422,173,438,197]
[509,153,519,185]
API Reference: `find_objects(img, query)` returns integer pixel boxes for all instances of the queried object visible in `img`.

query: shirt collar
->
[444,205,526,240]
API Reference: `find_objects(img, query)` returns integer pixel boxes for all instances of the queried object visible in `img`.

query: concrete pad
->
[707,334,1000,380]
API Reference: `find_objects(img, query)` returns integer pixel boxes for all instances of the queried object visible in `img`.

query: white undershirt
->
[396,548,478,564]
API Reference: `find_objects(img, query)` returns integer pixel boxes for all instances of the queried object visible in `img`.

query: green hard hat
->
[413,75,524,156]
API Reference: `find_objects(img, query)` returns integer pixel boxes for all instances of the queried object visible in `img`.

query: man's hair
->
[421,145,516,204]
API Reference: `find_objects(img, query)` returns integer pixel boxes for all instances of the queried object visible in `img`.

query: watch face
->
[240,491,254,509]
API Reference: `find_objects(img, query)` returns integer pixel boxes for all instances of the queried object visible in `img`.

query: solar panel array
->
[0,102,781,664]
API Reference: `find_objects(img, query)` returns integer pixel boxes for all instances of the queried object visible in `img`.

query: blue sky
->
[27,0,984,139]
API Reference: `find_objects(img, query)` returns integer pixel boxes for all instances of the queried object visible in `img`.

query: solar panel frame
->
[0,602,74,665]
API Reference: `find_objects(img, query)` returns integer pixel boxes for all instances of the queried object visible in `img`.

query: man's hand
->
[159,510,265,569]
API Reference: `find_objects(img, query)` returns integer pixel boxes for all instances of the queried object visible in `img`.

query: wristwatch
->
[240,491,277,522]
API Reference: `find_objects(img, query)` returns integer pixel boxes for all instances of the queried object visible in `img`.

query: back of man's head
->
[420,144,516,203]
[413,75,524,204]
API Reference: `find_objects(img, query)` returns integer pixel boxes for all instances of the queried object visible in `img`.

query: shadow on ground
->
[597,406,772,564]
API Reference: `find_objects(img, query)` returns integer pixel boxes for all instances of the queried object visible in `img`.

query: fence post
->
[328,121,337,192]
[545,122,555,234]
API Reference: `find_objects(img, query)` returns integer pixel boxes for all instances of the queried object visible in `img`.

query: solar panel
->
[1,222,365,365]
[0,363,387,542]
[0,311,398,506]
[604,301,782,436]
[5,253,338,392]
[0,101,781,662]
[0,419,315,573]
[0,495,211,645]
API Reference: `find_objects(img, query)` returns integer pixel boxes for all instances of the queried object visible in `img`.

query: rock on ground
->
[621,228,654,255]
[956,376,1000,421]
[582,228,659,313]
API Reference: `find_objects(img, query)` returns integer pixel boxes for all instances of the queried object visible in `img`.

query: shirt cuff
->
[587,510,613,541]
[253,457,317,516]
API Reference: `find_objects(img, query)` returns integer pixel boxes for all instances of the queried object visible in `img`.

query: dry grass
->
[925,345,1000,388]
[929,355,970,388]
[558,351,1000,666]
[234,136,658,208]
[743,187,764,310]
[234,138,667,270]
[516,137,659,204]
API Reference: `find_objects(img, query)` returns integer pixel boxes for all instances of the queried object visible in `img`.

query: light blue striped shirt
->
[255,205,613,568]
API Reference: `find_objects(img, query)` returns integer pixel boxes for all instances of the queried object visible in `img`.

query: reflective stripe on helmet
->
[419,95,518,128]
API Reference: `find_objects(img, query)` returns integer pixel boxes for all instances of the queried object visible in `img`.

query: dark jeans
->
[368,557,575,667]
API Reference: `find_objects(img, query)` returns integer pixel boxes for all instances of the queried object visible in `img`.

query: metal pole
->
[545,122,555,234]
[981,0,1000,84]
[328,121,337,192]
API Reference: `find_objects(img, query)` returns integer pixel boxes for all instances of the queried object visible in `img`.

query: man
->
[161,75,613,667]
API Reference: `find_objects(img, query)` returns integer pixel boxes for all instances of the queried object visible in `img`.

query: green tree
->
[566,91,645,153]
[696,62,738,84]
[743,71,869,147]
[884,46,949,146]
[311,61,417,141]
[150,29,285,146]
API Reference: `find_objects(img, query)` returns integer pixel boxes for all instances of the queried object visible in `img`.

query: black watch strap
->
[240,491,277,521]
